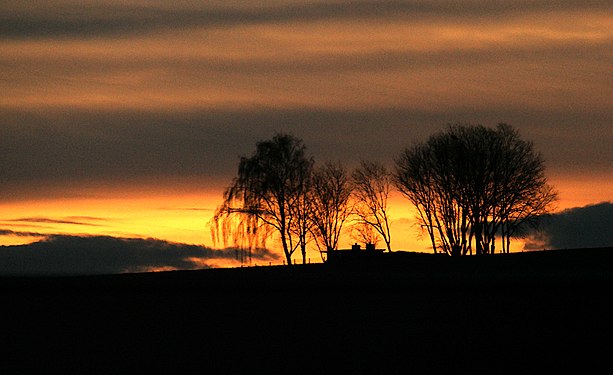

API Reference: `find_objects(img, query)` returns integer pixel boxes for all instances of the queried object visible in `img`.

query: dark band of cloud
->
[0,229,46,237]
[524,202,613,250]
[0,234,278,276]
[1,1,610,39]
[1,107,610,201]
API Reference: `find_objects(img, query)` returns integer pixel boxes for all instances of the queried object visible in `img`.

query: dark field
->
[2,248,612,373]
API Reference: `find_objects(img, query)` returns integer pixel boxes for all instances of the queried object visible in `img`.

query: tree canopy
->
[212,133,314,265]
[394,123,557,256]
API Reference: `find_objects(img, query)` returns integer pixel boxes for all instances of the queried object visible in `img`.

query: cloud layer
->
[0,234,278,276]
[3,1,610,39]
[524,202,613,250]
[0,1,611,252]
[1,107,610,201]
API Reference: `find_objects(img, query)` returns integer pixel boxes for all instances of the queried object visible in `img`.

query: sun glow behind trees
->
[0,177,606,267]
[210,124,559,264]
[0,1,611,270]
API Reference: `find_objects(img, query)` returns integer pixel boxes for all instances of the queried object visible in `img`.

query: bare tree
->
[394,123,557,256]
[499,184,557,253]
[310,162,353,261]
[352,161,394,252]
[211,133,314,265]
[289,169,314,264]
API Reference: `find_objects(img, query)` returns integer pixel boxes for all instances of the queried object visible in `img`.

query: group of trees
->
[395,123,557,256]
[212,123,557,264]
[211,134,393,265]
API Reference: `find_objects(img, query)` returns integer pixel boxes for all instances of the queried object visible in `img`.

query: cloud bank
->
[524,202,613,250]
[0,234,278,276]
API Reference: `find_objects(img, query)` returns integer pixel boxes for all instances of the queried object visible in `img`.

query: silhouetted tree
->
[309,162,353,261]
[212,133,314,265]
[394,123,557,256]
[499,177,558,253]
[289,167,315,264]
[352,161,393,252]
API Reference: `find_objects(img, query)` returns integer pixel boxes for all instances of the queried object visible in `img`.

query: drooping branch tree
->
[211,133,314,265]
[309,162,353,261]
[394,123,557,256]
[352,161,394,252]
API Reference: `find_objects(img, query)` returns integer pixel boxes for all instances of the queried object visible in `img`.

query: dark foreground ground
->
[2,247,612,373]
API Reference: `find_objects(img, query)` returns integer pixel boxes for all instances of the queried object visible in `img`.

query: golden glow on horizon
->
[548,173,613,210]
[0,192,218,246]
[2,177,610,261]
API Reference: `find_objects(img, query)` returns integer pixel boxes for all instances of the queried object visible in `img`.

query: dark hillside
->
[2,247,612,373]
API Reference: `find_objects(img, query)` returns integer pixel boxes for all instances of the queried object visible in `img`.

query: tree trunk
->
[506,233,511,254]
[385,239,392,252]
[451,244,461,257]
[281,233,292,266]
[301,243,307,264]
[474,224,483,255]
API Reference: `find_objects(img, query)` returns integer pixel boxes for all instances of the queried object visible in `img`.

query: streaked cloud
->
[6,217,104,226]
[159,207,213,212]
[2,15,610,111]
[2,1,611,39]
[0,229,46,237]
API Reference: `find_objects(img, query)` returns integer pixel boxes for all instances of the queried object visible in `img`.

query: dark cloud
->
[1,1,610,39]
[0,234,278,276]
[0,107,610,201]
[524,202,613,250]
[0,229,46,237]
[1,107,610,200]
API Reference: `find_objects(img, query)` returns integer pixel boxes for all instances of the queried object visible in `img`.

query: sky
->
[1,1,612,274]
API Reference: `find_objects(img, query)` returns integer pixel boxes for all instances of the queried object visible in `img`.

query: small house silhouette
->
[325,243,385,264]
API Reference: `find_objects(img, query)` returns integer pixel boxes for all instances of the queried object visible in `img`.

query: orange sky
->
[1,171,610,263]
[0,1,611,268]
[2,11,611,111]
